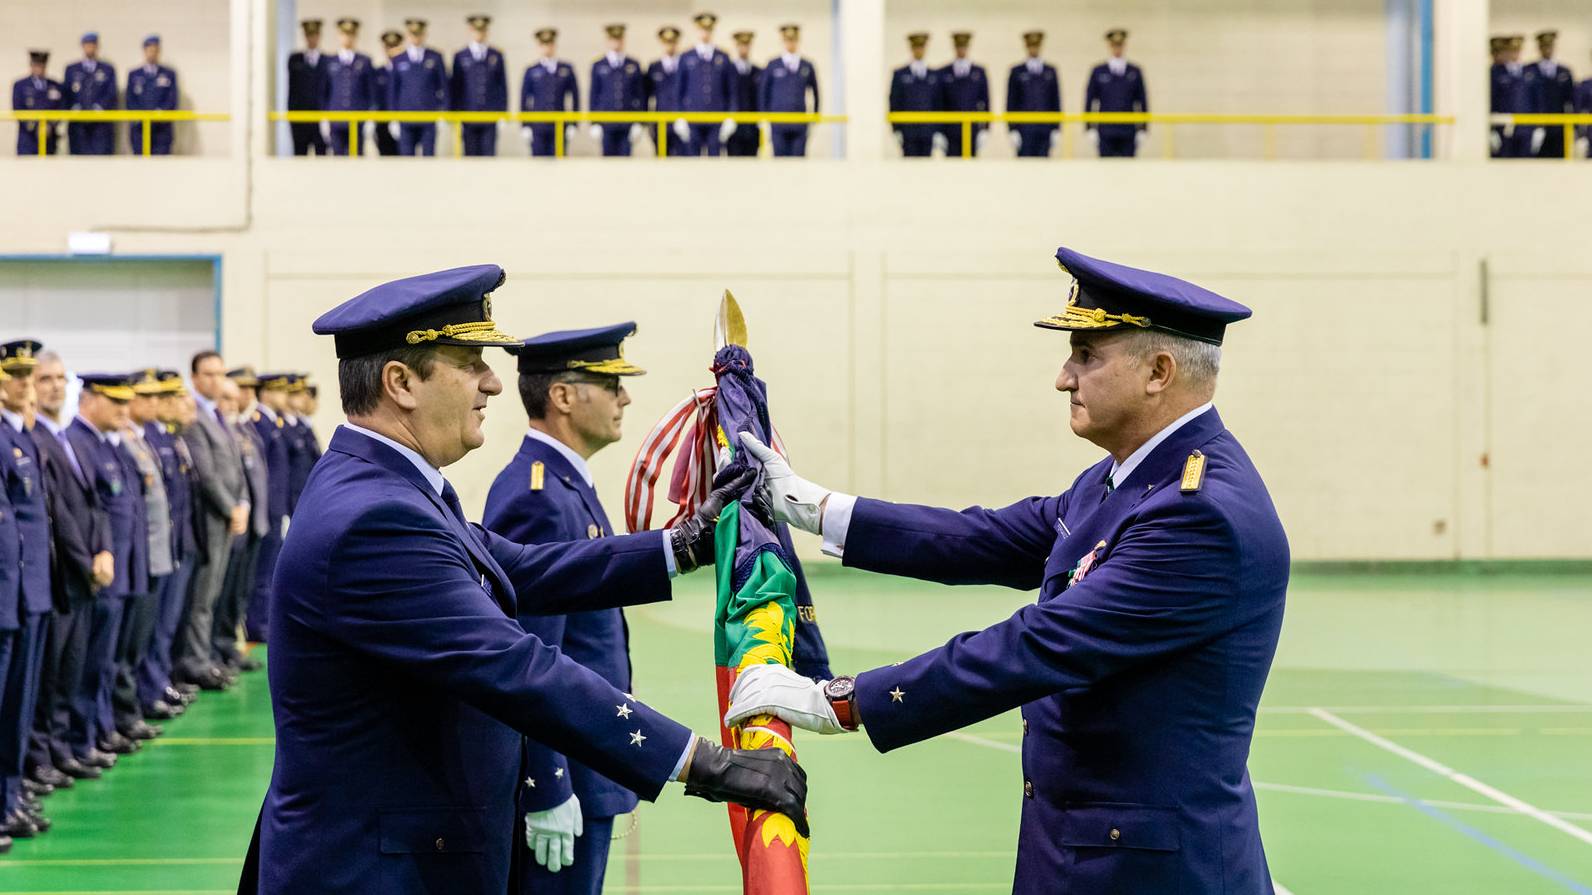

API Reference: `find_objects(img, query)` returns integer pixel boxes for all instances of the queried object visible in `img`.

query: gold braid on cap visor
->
[1036,276,1152,332]
[404,320,517,346]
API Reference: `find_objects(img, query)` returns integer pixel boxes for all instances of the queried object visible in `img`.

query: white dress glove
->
[1578,136,1590,158]
[672,118,690,141]
[361,121,375,146]
[725,664,845,734]
[522,124,535,153]
[524,794,583,873]
[931,131,948,156]
[719,118,737,143]
[1135,130,1148,150]
[629,122,646,145]
[318,120,331,140]
[1086,128,1099,151]
[565,123,578,146]
[974,129,989,155]
[1489,129,1502,154]
[1530,127,1546,156]
[738,432,829,535]
[588,123,602,141]
[1009,130,1022,152]
[387,121,401,139]
[894,130,905,151]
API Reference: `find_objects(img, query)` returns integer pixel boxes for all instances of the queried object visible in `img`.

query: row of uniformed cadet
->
[889,28,1149,158]
[1489,30,1592,159]
[284,12,821,158]
[0,342,322,851]
[10,34,177,156]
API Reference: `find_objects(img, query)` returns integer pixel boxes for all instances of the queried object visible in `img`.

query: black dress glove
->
[669,465,758,573]
[683,736,810,838]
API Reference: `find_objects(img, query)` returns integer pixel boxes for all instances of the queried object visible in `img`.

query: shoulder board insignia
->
[1180,450,1207,493]
[251,411,260,422]
[276,417,285,428]
[530,460,544,491]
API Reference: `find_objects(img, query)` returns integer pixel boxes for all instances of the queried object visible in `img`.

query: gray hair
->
[1120,330,1221,391]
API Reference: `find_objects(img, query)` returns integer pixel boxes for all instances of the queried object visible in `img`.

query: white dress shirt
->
[606,51,623,69]
[697,43,714,62]
[1026,57,1044,75]
[469,42,486,63]
[909,61,927,79]
[407,45,423,64]
[524,426,592,486]
[783,53,801,73]
[343,423,443,494]
[952,58,971,78]
[1108,57,1128,76]
[338,49,354,65]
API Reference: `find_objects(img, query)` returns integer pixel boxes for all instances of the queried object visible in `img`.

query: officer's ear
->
[1144,349,1177,396]
[382,359,423,411]
[545,379,578,415]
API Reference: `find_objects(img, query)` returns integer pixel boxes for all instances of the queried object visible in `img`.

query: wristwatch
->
[824,676,859,731]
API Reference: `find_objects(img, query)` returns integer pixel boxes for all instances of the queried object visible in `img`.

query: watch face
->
[826,676,855,699]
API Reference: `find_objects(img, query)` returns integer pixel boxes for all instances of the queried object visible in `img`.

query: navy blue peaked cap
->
[1037,246,1251,345]
[314,264,520,359]
[508,322,645,376]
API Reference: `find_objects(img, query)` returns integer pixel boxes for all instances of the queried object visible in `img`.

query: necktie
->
[1103,471,1116,502]
[215,407,227,425]
[440,480,468,527]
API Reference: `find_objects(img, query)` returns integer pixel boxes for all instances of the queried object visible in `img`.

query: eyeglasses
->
[562,375,622,396]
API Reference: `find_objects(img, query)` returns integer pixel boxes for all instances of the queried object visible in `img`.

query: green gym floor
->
[2,565,1590,894]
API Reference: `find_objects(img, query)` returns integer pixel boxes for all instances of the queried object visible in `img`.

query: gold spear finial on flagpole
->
[715,289,749,350]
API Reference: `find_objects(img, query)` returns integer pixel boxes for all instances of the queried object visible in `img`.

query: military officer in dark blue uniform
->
[65,33,116,156]
[126,36,178,155]
[0,369,18,853]
[673,13,738,157]
[452,15,508,157]
[1528,30,1575,158]
[647,26,684,156]
[728,245,1289,895]
[239,264,807,895]
[1491,36,1532,158]
[63,375,145,767]
[939,32,990,158]
[1577,53,1592,158]
[520,28,579,159]
[321,18,375,156]
[388,19,448,157]
[588,24,647,157]
[760,24,820,157]
[0,344,54,837]
[135,370,194,720]
[1006,31,1059,158]
[725,31,761,157]
[107,372,168,750]
[287,19,329,155]
[372,29,403,156]
[485,322,649,892]
[12,51,63,156]
[890,33,942,157]
[282,376,316,514]
[245,374,292,644]
[1085,29,1149,158]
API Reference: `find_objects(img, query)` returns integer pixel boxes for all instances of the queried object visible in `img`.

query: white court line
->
[1254,781,1592,822]
[1262,704,1592,715]
[1274,883,1296,895]
[1309,708,1592,847]
[946,731,1020,753]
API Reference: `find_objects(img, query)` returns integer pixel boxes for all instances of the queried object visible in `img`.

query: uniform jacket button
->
[1109,828,1121,842]
[434,837,445,851]
[1023,780,1034,799]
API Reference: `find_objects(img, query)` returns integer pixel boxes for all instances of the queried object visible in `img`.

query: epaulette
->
[1180,450,1206,493]
[530,460,544,491]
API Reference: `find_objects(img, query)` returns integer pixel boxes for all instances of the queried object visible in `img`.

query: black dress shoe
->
[235,655,263,672]
[30,765,71,789]
[0,832,12,853]
[3,811,39,838]
[193,668,229,691]
[173,682,199,698]
[22,778,52,798]
[144,700,179,720]
[57,757,102,779]
[98,733,139,755]
[20,807,49,833]
[79,749,117,769]
[121,720,162,741]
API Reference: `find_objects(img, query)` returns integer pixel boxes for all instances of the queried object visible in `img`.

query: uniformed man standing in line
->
[759,24,820,158]
[1577,52,1592,158]
[588,24,647,157]
[108,372,169,748]
[646,26,684,156]
[12,51,64,156]
[387,18,448,157]
[673,13,737,157]
[1006,31,1060,158]
[1491,35,1531,158]
[65,33,117,156]
[452,14,508,157]
[1085,29,1149,158]
[212,369,265,673]
[1528,30,1575,158]
[889,32,942,157]
[245,375,292,644]
[287,19,329,156]
[372,29,404,156]
[0,343,54,837]
[321,18,375,157]
[484,323,649,891]
[725,31,761,157]
[520,28,579,159]
[728,245,1288,895]
[0,367,18,853]
[127,36,178,155]
[133,370,193,721]
[240,264,808,894]
[938,32,989,158]
[25,352,115,786]
[285,377,322,507]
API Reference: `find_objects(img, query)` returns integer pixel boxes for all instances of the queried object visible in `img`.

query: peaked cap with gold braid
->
[1036,246,1251,346]
[314,264,520,359]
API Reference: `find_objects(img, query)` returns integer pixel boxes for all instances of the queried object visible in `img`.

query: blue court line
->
[1366,774,1592,894]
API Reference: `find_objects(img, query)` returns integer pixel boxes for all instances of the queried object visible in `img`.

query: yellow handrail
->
[1490,113,1592,160]
[4,110,230,157]
[888,111,1457,159]
[265,110,846,157]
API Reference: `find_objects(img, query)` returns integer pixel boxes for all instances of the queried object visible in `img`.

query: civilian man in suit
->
[239,264,808,894]
[729,246,1289,895]
[174,351,248,692]
[213,370,266,672]
[484,323,648,891]
[287,19,330,155]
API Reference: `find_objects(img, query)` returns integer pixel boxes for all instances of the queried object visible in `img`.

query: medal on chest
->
[1066,539,1108,589]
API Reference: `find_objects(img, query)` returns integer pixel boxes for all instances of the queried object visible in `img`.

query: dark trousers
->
[327,123,356,156]
[599,125,631,156]
[69,595,123,755]
[290,122,328,155]
[213,534,261,665]
[682,123,722,156]
[1098,130,1138,157]
[129,121,173,155]
[375,123,400,156]
[462,123,497,156]
[398,122,436,156]
[68,122,115,154]
[1015,126,1054,157]
[31,604,89,770]
[725,124,760,156]
[0,613,47,812]
[138,554,194,707]
[175,524,231,681]
[770,124,808,157]
[652,124,688,156]
[527,124,560,157]
[943,125,985,158]
[16,126,59,156]
[1538,126,1566,159]
[247,526,282,642]
[897,127,934,157]
[112,585,161,730]
[518,816,615,895]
